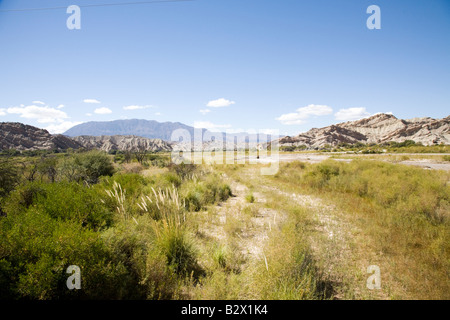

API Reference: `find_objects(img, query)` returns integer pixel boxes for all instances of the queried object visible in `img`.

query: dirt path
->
[199,175,281,262]
[206,167,391,299]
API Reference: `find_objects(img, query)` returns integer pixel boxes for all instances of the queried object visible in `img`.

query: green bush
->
[58,151,114,184]
[169,163,197,179]
[0,209,128,299]
[4,181,113,230]
[155,221,201,278]
[0,160,20,198]
[181,175,232,211]
[99,173,150,198]
[245,193,255,203]
[102,217,180,299]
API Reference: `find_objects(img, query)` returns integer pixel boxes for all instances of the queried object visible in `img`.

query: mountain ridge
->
[278,113,450,149]
[2,113,449,152]
[64,119,199,141]
[0,122,171,152]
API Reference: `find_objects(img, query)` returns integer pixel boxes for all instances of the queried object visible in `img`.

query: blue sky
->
[0,0,449,135]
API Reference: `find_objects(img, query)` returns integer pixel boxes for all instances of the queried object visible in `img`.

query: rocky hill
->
[278,114,450,149]
[72,135,172,152]
[0,122,83,151]
[0,122,173,152]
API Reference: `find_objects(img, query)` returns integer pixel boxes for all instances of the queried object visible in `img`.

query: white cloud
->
[276,104,333,125]
[94,107,112,115]
[193,121,232,132]
[155,112,162,116]
[83,99,101,104]
[7,105,69,123]
[32,100,45,105]
[86,113,93,116]
[199,109,211,115]
[57,104,64,109]
[260,129,280,135]
[0,108,6,116]
[206,98,236,108]
[45,121,83,134]
[123,105,153,110]
[276,112,307,125]
[335,107,371,121]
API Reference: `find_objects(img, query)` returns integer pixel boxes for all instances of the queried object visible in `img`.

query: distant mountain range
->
[64,119,199,141]
[277,113,450,149]
[1,114,449,153]
[64,119,274,144]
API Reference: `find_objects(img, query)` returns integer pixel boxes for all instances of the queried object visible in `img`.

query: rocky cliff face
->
[278,114,450,149]
[0,122,83,151]
[71,135,172,152]
[0,122,173,152]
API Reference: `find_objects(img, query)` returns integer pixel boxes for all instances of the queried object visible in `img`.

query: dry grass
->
[270,160,450,299]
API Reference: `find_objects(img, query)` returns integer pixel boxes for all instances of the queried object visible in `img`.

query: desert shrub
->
[4,181,113,230]
[0,160,20,198]
[183,187,203,212]
[245,193,255,203]
[100,173,150,199]
[121,162,144,174]
[101,217,180,299]
[76,150,115,184]
[218,184,233,202]
[168,163,197,179]
[113,153,125,163]
[0,209,128,299]
[213,244,228,269]
[0,197,183,299]
[37,156,59,182]
[154,220,201,277]
[58,151,114,184]
[161,172,182,188]
[181,175,232,211]
[58,156,84,182]
[148,154,171,168]
[303,161,341,189]
[4,182,47,213]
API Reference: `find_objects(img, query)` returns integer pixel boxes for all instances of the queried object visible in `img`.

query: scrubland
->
[0,150,448,299]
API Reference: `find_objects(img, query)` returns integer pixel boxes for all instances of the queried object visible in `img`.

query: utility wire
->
[0,0,194,13]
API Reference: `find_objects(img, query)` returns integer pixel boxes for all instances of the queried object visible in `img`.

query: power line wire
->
[0,0,194,13]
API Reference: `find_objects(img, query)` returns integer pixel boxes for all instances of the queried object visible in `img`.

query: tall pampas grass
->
[138,185,186,224]
[105,181,128,220]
